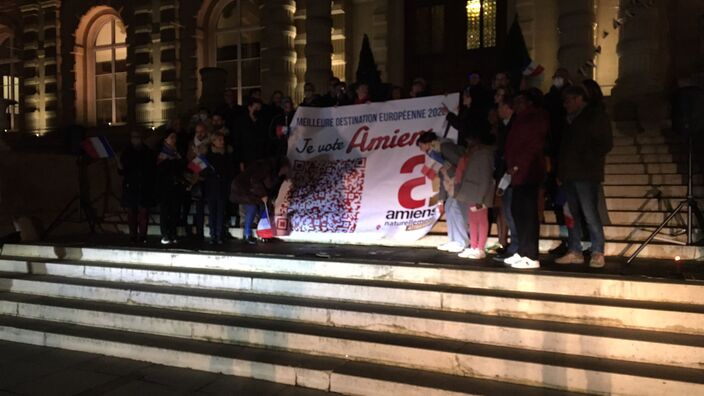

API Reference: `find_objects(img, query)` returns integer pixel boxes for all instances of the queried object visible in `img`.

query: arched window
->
[75,8,127,126]
[200,0,262,104]
[0,25,19,131]
[466,0,496,50]
[92,18,127,125]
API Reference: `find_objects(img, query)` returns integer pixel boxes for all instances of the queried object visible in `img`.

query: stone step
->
[0,292,702,374]
[5,315,702,395]
[610,145,686,155]
[606,163,700,175]
[6,291,704,370]
[542,210,681,227]
[0,268,702,336]
[605,197,698,211]
[0,315,570,396]
[603,184,704,198]
[606,153,687,164]
[612,135,686,146]
[604,174,704,185]
[4,244,703,304]
[430,222,692,243]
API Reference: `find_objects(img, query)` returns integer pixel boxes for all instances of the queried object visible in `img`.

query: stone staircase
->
[0,243,702,395]
[99,126,703,260]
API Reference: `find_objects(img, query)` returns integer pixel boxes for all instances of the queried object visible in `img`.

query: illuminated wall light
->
[674,256,681,261]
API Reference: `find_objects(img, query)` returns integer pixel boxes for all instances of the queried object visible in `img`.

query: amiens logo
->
[385,154,437,221]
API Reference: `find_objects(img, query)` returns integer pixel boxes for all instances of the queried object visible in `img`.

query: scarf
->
[157,144,180,164]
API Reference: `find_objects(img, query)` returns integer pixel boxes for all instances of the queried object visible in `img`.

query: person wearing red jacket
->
[503,89,549,269]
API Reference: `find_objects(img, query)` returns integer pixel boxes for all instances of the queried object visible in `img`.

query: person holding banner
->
[202,131,235,244]
[268,97,296,159]
[118,130,156,244]
[417,132,469,253]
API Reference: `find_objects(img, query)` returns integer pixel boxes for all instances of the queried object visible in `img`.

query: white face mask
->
[553,77,565,88]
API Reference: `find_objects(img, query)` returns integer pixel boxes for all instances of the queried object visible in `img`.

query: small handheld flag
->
[188,155,210,174]
[256,206,275,239]
[81,136,115,159]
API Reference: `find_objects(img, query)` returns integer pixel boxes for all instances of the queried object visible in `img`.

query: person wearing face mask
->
[202,131,235,244]
[118,130,157,244]
[235,97,269,172]
[543,68,573,256]
[268,97,296,159]
[300,82,321,107]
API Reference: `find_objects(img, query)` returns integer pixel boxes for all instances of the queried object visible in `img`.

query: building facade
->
[0,0,703,134]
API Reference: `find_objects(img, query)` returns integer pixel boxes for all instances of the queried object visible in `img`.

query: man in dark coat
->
[504,90,549,269]
[156,132,186,245]
[202,131,235,244]
[555,85,613,268]
[119,130,157,243]
[235,97,269,172]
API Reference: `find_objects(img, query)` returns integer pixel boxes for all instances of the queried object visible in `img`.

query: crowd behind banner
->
[117,70,613,269]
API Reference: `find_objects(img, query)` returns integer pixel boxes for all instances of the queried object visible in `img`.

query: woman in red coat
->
[503,89,549,269]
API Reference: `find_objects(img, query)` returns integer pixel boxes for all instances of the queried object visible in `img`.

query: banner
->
[275,94,459,243]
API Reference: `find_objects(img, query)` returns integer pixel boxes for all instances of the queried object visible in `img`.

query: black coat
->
[558,105,613,183]
[268,111,295,159]
[119,145,157,208]
[446,107,491,148]
[235,114,269,168]
[203,148,235,200]
[156,155,186,202]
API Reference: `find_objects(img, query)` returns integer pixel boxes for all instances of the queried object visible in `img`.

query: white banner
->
[274,94,459,243]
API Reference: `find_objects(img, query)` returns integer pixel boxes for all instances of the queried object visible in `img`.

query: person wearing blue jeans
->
[243,203,261,243]
[556,84,612,268]
[563,181,605,254]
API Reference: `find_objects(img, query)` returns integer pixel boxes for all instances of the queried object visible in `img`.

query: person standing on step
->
[118,130,157,244]
[504,90,549,269]
[185,121,211,241]
[202,131,235,245]
[156,132,187,245]
[555,84,613,268]
[416,132,469,254]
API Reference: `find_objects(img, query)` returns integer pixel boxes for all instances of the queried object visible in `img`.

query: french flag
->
[256,207,275,239]
[421,151,444,180]
[523,60,545,77]
[188,155,210,174]
[82,136,115,159]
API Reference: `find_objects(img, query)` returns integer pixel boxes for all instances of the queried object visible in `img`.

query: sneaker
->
[244,236,257,245]
[464,248,486,260]
[436,242,454,251]
[444,242,466,253]
[555,251,585,265]
[503,253,523,266]
[511,257,541,269]
[160,237,171,245]
[457,248,476,258]
[589,252,606,268]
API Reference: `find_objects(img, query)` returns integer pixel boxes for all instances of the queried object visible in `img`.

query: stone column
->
[557,0,596,78]
[21,0,59,133]
[261,0,297,99]
[611,0,669,126]
[304,0,333,92]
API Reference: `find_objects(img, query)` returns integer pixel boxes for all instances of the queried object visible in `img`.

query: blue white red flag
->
[256,206,275,239]
[82,136,115,159]
[421,150,444,180]
[188,155,210,174]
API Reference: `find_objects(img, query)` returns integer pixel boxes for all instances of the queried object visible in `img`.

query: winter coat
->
[203,147,235,200]
[446,107,491,148]
[268,111,295,159]
[440,141,495,206]
[558,105,613,183]
[235,114,269,168]
[505,107,549,186]
[119,145,157,208]
[155,146,186,202]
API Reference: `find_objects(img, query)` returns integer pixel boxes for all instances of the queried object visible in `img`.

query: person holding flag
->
[416,132,469,254]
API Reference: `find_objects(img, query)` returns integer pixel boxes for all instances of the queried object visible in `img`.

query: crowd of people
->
[116,70,613,270]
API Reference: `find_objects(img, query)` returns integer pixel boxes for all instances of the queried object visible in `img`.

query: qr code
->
[282,158,366,233]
